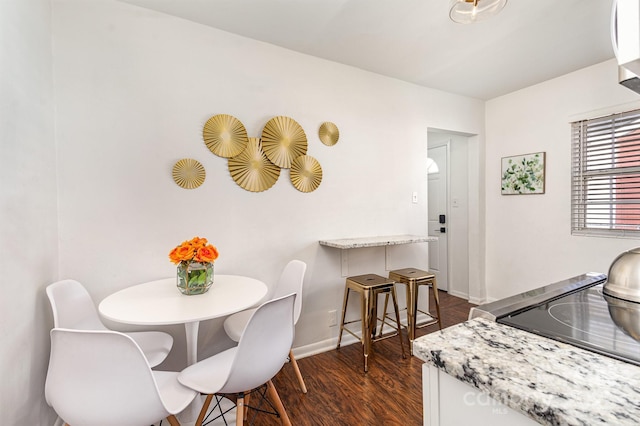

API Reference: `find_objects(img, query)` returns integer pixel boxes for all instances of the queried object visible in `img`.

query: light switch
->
[412,192,418,203]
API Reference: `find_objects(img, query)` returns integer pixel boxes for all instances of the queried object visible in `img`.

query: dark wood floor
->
[243,291,476,426]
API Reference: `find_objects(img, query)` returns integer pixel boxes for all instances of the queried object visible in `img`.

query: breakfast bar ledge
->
[319,234,437,277]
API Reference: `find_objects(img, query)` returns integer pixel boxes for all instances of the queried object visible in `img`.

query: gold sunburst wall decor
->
[290,155,322,193]
[261,116,308,168]
[172,158,206,189]
[203,114,249,158]
[318,122,339,146]
[228,137,281,192]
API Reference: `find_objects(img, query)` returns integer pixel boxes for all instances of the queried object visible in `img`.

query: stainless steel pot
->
[604,293,640,341]
[603,247,640,303]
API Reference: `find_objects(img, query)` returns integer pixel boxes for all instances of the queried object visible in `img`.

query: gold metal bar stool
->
[336,273,406,372]
[388,268,442,355]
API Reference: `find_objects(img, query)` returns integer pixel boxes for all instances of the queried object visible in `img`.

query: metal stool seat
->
[388,268,442,355]
[336,274,406,372]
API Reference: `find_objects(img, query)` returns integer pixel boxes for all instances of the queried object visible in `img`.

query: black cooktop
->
[498,281,640,367]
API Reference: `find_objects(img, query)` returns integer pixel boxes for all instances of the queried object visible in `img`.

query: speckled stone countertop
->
[318,234,437,249]
[413,318,640,426]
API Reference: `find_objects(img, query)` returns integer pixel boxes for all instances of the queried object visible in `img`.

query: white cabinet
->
[423,364,539,426]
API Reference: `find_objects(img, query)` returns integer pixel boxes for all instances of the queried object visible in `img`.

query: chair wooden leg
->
[289,349,307,393]
[266,380,291,426]
[243,392,250,421]
[236,393,245,426]
[195,394,214,426]
[166,415,180,426]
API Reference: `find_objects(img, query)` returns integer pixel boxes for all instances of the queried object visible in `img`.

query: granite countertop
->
[318,234,437,249]
[413,318,640,426]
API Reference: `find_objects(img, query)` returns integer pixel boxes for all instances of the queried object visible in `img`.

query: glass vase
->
[177,261,214,295]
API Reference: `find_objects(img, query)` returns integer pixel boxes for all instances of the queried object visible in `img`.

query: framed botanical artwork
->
[501,152,546,195]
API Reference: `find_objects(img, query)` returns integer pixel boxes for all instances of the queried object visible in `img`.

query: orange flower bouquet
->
[169,237,219,295]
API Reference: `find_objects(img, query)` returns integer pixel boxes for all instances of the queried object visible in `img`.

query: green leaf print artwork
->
[501,152,545,195]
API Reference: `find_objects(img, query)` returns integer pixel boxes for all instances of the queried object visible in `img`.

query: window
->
[571,108,640,237]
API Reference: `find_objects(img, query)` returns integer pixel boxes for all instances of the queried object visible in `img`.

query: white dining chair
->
[46,279,173,368]
[179,293,296,426]
[45,328,198,426]
[223,259,307,393]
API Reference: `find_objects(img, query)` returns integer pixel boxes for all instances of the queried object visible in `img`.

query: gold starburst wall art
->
[318,122,339,146]
[261,116,308,168]
[290,155,322,193]
[172,158,206,189]
[228,137,281,192]
[203,114,249,158]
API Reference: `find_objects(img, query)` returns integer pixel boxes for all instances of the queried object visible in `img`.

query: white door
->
[428,145,448,291]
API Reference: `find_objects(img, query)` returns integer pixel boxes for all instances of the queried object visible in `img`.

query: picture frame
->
[501,152,545,195]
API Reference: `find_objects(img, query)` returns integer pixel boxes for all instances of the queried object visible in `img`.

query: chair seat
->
[388,268,435,282]
[179,347,238,394]
[153,370,201,414]
[223,309,256,342]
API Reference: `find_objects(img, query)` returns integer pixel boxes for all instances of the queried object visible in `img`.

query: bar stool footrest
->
[415,310,439,328]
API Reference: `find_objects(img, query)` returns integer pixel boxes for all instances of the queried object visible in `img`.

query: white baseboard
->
[291,312,437,360]
[291,333,360,359]
[468,296,487,305]
[447,289,468,300]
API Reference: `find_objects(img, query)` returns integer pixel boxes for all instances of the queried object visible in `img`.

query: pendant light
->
[449,0,508,24]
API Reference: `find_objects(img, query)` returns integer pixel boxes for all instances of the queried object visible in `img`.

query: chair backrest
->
[220,293,296,394]
[45,328,171,426]
[46,279,106,330]
[273,260,306,324]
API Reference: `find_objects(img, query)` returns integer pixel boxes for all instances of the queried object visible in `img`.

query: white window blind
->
[571,108,640,237]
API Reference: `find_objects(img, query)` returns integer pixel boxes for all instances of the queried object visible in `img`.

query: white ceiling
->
[119,0,615,100]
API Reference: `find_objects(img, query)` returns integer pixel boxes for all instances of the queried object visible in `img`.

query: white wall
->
[0,0,59,424]
[51,0,485,370]
[485,59,640,300]
[9,1,636,423]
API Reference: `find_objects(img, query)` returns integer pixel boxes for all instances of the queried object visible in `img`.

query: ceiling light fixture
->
[449,0,508,24]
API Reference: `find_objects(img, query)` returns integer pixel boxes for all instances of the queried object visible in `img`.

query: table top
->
[318,234,437,249]
[99,275,268,326]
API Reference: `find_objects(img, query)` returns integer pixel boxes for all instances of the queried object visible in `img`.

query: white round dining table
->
[99,275,268,366]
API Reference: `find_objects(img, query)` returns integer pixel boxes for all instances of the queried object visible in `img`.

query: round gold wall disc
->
[228,137,280,192]
[319,122,339,146]
[290,155,322,193]
[172,158,206,189]
[203,114,249,158]
[261,116,308,168]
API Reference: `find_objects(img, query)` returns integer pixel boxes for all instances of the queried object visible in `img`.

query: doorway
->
[428,144,448,291]
[428,131,471,300]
